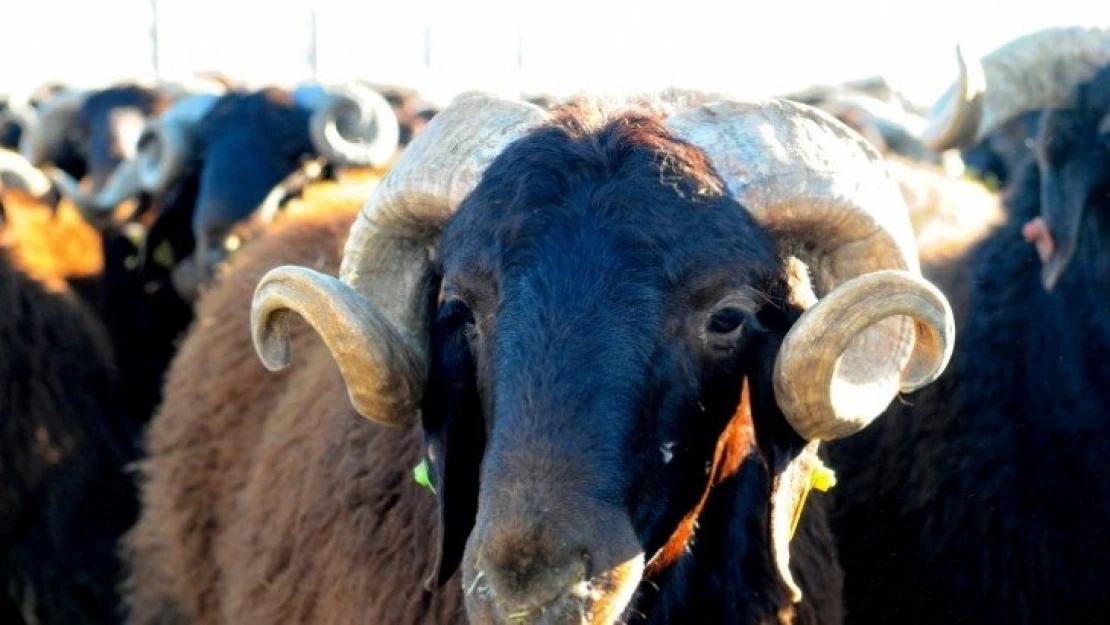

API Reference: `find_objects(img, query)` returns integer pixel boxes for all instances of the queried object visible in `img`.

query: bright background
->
[2,0,1106,106]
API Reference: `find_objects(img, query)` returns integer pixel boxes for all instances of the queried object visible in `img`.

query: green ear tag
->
[153,240,176,269]
[412,458,436,495]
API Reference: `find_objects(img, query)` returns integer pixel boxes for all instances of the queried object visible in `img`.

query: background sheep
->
[0,248,138,625]
[828,27,1110,624]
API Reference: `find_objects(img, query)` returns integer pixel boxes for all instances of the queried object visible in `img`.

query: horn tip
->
[250,267,301,372]
[251,313,293,373]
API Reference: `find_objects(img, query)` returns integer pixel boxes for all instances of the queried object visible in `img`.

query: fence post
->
[424,20,432,69]
[149,0,160,79]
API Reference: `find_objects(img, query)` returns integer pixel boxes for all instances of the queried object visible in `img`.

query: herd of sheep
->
[1,24,1108,625]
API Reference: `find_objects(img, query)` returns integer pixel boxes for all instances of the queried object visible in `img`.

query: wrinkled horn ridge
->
[922,26,1110,151]
[251,93,548,426]
[251,266,425,426]
[774,271,954,441]
[669,98,945,439]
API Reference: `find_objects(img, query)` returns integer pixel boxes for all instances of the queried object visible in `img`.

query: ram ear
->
[745,312,831,606]
[420,302,486,589]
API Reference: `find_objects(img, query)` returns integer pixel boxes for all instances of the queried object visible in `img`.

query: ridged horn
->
[668,99,954,441]
[922,27,1110,151]
[251,93,549,427]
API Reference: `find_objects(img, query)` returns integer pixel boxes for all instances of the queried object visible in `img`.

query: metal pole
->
[149,0,161,79]
[424,20,432,69]
[517,26,523,71]
[308,7,318,79]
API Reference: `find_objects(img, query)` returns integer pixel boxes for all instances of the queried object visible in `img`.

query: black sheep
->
[124,94,953,624]
[0,250,138,624]
[829,28,1110,624]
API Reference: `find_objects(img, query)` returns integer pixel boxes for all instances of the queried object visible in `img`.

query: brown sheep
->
[122,189,466,624]
[0,187,104,293]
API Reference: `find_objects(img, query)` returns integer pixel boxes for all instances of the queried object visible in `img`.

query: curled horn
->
[251,93,549,427]
[308,83,401,169]
[0,148,54,198]
[49,159,143,220]
[50,92,220,220]
[19,89,88,165]
[668,99,954,441]
[0,104,34,142]
[137,94,222,194]
[922,27,1110,152]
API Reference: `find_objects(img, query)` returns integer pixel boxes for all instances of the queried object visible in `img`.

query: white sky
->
[2,0,1107,108]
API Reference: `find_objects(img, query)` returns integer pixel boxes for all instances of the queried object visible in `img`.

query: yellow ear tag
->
[811,462,838,492]
[788,459,837,540]
[412,458,436,495]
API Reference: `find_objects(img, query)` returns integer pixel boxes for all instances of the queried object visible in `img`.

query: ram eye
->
[707,307,746,336]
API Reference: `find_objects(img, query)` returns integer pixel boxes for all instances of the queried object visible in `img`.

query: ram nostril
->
[480,529,591,611]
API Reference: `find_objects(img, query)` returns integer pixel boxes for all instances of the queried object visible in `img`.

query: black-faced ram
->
[123,93,954,624]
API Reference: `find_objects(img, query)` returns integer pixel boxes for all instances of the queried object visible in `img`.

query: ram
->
[19,80,230,212]
[915,32,1102,189]
[828,26,1110,624]
[124,93,953,624]
[3,83,397,430]
[71,83,400,298]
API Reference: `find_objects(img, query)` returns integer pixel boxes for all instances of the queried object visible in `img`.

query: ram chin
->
[463,554,645,625]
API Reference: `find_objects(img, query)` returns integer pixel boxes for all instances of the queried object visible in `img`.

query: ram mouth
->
[469,556,644,625]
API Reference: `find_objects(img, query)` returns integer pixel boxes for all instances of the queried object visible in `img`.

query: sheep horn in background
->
[252,93,547,427]
[922,27,1110,151]
[668,99,954,442]
[305,83,401,169]
[137,94,223,194]
[0,104,35,140]
[0,148,54,198]
[19,89,88,166]
[48,158,143,221]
